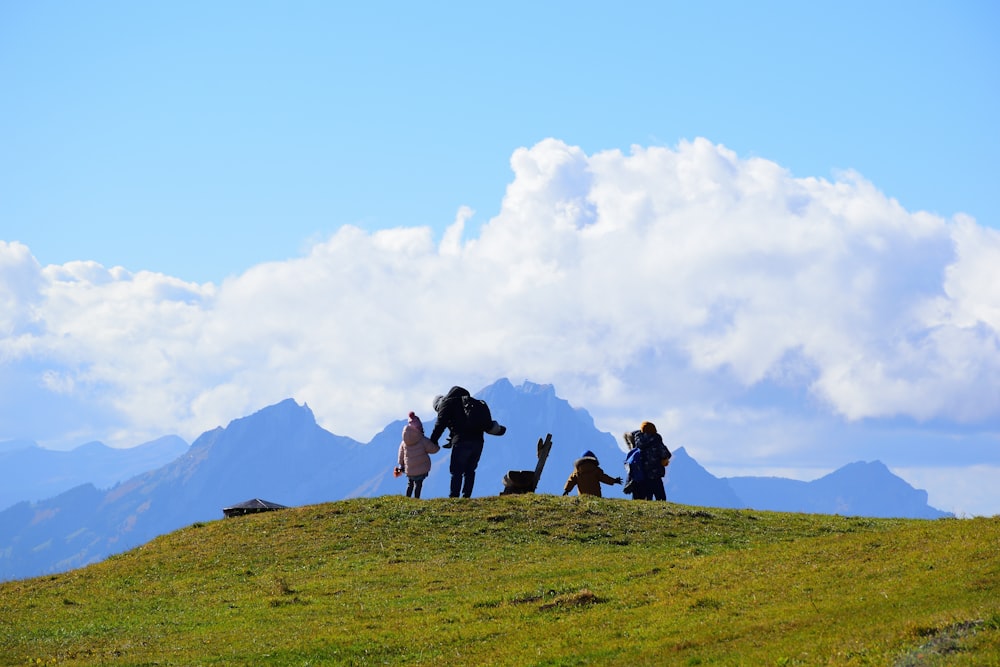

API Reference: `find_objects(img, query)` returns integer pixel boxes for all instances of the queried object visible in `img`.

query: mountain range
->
[0,436,188,511]
[0,379,951,582]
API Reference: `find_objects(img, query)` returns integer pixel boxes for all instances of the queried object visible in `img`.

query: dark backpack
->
[460,395,493,432]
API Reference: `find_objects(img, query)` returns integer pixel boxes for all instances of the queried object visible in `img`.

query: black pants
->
[632,478,666,501]
[449,442,484,498]
[406,474,427,499]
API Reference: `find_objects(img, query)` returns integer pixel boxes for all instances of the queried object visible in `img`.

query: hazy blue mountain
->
[0,436,189,510]
[664,447,744,509]
[726,461,953,519]
[0,439,36,454]
[0,399,360,582]
[0,380,952,582]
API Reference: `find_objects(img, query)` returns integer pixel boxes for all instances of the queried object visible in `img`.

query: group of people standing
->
[562,421,672,500]
[396,386,506,499]
[395,385,672,501]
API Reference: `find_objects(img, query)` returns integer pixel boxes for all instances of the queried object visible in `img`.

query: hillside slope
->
[1,496,996,666]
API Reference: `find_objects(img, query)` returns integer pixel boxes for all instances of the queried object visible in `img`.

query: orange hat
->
[640,421,657,435]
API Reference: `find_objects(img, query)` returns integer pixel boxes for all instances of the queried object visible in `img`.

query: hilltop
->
[0,380,955,583]
[1,496,997,666]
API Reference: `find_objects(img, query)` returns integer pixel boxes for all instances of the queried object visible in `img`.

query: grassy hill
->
[1,496,997,666]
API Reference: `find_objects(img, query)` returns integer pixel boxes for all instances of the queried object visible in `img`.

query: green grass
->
[1,495,997,666]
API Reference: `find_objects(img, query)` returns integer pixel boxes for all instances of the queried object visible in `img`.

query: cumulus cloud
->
[1,138,998,460]
[0,241,44,342]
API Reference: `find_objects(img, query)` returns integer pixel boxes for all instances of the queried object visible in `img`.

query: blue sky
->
[2,2,999,516]
[3,1,997,281]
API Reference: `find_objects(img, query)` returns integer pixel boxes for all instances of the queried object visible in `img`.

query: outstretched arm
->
[429,418,446,445]
[600,472,622,485]
[429,394,458,444]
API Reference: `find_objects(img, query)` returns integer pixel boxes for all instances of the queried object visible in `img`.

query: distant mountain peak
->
[478,378,557,400]
[515,380,556,396]
[75,441,111,454]
[243,398,315,423]
[212,399,318,438]
[728,458,952,519]
[819,460,895,483]
[0,439,38,454]
[486,377,515,391]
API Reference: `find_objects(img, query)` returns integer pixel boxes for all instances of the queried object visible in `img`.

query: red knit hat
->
[408,411,424,433]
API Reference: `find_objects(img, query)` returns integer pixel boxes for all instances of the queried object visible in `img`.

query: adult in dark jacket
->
[429,386,506,498]
[627,421,672,501]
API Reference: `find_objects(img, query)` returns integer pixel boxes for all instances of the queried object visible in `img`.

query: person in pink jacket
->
[397,411,440,499]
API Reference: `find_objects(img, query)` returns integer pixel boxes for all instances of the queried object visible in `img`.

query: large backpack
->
[460,395,493,432]
[634,432,671,479]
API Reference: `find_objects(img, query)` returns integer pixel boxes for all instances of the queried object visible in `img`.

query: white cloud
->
[1,139,998,485]
[0,241,44,342]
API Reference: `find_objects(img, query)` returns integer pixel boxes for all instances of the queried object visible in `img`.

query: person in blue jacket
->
[625,421,672,501]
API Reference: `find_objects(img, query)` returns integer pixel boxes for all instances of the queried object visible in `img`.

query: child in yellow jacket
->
[563,451,622,497]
